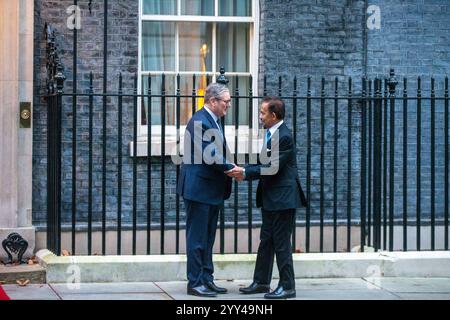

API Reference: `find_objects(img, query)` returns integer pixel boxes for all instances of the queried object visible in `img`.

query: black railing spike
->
[89,71,93,88]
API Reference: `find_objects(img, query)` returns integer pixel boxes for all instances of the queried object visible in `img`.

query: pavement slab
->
[57,292,172,300]
[362,277,450,293]
[49,282,168,300]
[2,278,450,300]
[155,280,259,300]
[1,284,60,300]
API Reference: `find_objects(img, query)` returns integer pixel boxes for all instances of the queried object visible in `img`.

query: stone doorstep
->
[35,250,450,284]
[0,264,46,285]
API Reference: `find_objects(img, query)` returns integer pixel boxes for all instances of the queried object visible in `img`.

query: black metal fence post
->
[132,73,138,255]
[403,77,408,251]
[373,79,383,252]
[306,77,312,253]
[160,74,166,255]
[102,0,109,256]
[367,80,373,248]
[417,77,422,251]
[146,75,152,255]
[333,77,339,252]
[387,69,398,251]
[72,0,78,256]
[445,76,449,251]
[176,74,181,254]
[88,72,94,255]
[234,78,240,253]
[47,63,65,255]
[292,76,298,253]
[347,77,353,252]
[383,79,388,250]
[46,93,56,252]
[320,78,325,253]
[430,77,436,251]
[361,77,367,252]
[117,73,123,255]
[248,76,254,254]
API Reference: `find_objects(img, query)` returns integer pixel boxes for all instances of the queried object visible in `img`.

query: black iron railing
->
[43,21,449,256]
[44,65,449,255]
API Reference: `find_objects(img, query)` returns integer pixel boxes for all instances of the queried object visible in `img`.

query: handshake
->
[225,165,246,182]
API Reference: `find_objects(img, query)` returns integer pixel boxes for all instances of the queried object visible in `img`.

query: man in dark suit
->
[177,83,235,297]
[227,97,307,299]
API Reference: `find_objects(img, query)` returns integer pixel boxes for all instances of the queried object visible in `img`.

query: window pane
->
[179,74,212,125]
[141,75,252,127]
[179,22,213,72]
[141,74,217,126]
[219,0,251,16]
[142,22,175,71]
[224,76,250,126]
[216,23,250,73]
[141,75,176,125]
[142,0,177,15]
[181,0,214,16]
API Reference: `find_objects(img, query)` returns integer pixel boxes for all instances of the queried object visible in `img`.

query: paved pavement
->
[2,278,450,300]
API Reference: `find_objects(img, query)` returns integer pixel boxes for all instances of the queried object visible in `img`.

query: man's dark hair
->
[262,96,285,120]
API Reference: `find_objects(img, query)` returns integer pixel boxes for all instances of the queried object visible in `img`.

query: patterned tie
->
[265,129,272,144]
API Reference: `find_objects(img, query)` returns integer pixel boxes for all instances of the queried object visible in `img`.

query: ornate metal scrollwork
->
[1,233,29,265]
[44,23,65,95]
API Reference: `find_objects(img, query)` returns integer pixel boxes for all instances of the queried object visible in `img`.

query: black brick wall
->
[33,0,449,229]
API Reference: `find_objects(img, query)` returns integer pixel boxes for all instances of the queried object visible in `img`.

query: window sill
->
[129,134,264,157]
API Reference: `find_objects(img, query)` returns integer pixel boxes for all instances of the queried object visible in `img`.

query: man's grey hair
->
[204,83,229,104]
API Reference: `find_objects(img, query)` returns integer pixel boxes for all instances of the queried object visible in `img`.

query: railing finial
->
[387,68,398,95]
[216,67,229,86]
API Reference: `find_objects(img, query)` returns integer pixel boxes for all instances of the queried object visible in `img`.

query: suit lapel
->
[200,108,217,130]
[200,108,228,148]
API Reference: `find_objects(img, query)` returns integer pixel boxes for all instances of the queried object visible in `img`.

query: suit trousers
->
[185,199,220,288]
[253,209,296,290]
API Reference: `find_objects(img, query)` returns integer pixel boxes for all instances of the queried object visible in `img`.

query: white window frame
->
[133,0,260,156]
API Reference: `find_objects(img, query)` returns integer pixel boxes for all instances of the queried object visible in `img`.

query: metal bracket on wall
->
[20,102,31,128]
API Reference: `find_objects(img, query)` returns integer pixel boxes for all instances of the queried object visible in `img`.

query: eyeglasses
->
[215,98,232,106]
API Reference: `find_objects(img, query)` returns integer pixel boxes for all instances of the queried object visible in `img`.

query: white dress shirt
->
[267,120,284,140]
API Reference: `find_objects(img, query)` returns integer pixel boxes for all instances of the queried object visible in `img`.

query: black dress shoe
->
[264,286,296,299]
[239,282,271,294]
[187,285,217,297]
[205,281,228,294]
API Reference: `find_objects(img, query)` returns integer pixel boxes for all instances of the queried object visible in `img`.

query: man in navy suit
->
[227,97,307,299]
[177,83,235,297]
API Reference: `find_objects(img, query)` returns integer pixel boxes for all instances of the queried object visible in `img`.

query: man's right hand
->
[225,165,245,182]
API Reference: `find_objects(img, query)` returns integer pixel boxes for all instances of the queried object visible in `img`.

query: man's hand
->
[225,165,245,182]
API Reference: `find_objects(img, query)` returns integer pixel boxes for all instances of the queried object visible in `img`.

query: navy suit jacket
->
[177,107,233,206]
[245,123,308,211]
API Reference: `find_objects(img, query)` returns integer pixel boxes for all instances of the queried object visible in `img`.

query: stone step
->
[0,264,46,285]
[36,249,450,284]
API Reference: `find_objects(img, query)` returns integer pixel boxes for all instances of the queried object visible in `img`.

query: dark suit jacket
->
[177,107,233,206]
[245,122,308,211]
